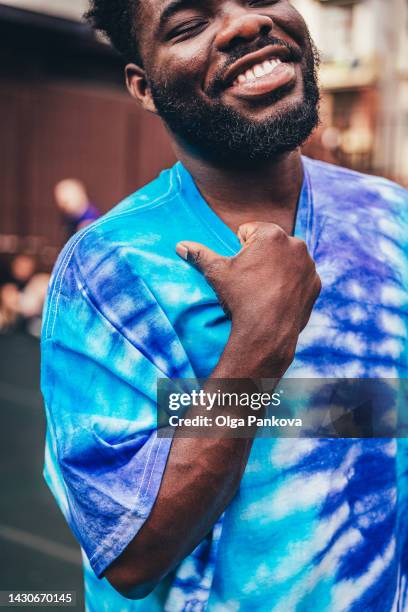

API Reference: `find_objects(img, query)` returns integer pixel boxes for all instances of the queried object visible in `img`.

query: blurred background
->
[0,0,407,609]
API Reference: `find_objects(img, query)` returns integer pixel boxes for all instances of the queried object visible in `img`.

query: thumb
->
[176,241,224,274]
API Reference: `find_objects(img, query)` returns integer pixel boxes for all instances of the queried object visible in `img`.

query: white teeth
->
[263,60,274,74]
[254,64,265,77]
[245,68,256,81]
[234,58,282,85]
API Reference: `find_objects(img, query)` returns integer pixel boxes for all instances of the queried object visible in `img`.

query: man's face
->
[137,0,320,163]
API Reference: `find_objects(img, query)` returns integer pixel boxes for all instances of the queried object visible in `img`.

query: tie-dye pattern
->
[41,157,408,611]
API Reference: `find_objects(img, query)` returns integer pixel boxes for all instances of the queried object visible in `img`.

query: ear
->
[125,63,158,114]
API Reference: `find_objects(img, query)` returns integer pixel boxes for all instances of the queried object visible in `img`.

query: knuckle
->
[263,224,286,242]
[270,223,286,237]
[291,237,309,255]
[298,239,309,253]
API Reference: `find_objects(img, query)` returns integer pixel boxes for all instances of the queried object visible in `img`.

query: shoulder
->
[303,156,408,207]
[303,156,408,233]
[77,164,180,259]
[51,165,180,283]
[42,165,183,338]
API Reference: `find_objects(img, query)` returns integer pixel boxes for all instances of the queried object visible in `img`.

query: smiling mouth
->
[228,57,296,98]
[234,57,282,84]
[223,46,298,100]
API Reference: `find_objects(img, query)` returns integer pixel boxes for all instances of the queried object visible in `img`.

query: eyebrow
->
[158,0,206,32]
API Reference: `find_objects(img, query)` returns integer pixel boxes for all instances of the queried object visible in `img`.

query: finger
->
[237,222,286,246]
[237,222,265,246]
[176,241,224,275]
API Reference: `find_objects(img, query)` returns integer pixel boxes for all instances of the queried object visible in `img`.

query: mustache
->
[207,35,303,97]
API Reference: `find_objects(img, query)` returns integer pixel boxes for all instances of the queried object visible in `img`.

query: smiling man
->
[41,1,408,611]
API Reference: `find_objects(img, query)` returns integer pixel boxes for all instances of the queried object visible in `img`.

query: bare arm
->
[104,222,321,597]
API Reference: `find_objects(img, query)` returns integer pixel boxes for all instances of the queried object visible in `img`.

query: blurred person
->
[0,254,36,332]
[19,273,51,337]
[10,254,36,290]
[1,254,50,336]
[0,283,20,333]
[54,179,101,237]
[41,2,408,612]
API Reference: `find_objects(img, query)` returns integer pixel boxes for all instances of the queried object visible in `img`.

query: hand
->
[177,222,321,378]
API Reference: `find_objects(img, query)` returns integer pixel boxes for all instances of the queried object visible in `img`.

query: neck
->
[175,147,304,235]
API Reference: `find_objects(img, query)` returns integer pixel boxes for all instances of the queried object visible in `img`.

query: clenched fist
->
[177,222,321,379]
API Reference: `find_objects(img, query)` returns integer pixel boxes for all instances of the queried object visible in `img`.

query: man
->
[41,1,408,611]
[54,178,101,238]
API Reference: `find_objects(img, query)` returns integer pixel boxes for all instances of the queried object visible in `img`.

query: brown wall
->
[0,80,176,264]
[0,9,176,266]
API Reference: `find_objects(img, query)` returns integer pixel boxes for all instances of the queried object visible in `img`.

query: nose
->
[215,11,274,52]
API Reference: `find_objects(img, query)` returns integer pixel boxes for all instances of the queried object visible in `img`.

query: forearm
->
[112,424,253,595]
[105,338,283,597]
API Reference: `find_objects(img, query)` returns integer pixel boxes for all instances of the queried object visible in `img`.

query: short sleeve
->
[41,242,193,578]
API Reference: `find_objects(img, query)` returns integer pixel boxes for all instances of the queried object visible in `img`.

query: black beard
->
[149,35,321,166]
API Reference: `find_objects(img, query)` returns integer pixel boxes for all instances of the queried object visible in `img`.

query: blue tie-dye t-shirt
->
[41,157,408,612]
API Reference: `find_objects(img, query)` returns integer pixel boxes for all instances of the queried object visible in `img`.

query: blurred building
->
[0,0,88,21]
[0,0,175,268]
[294,0,408,185]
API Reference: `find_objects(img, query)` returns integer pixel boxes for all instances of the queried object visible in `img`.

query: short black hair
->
[85,1,142,65]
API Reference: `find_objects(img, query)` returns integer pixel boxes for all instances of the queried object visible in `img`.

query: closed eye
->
[248,0,280,6]
[167,19,208,41]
